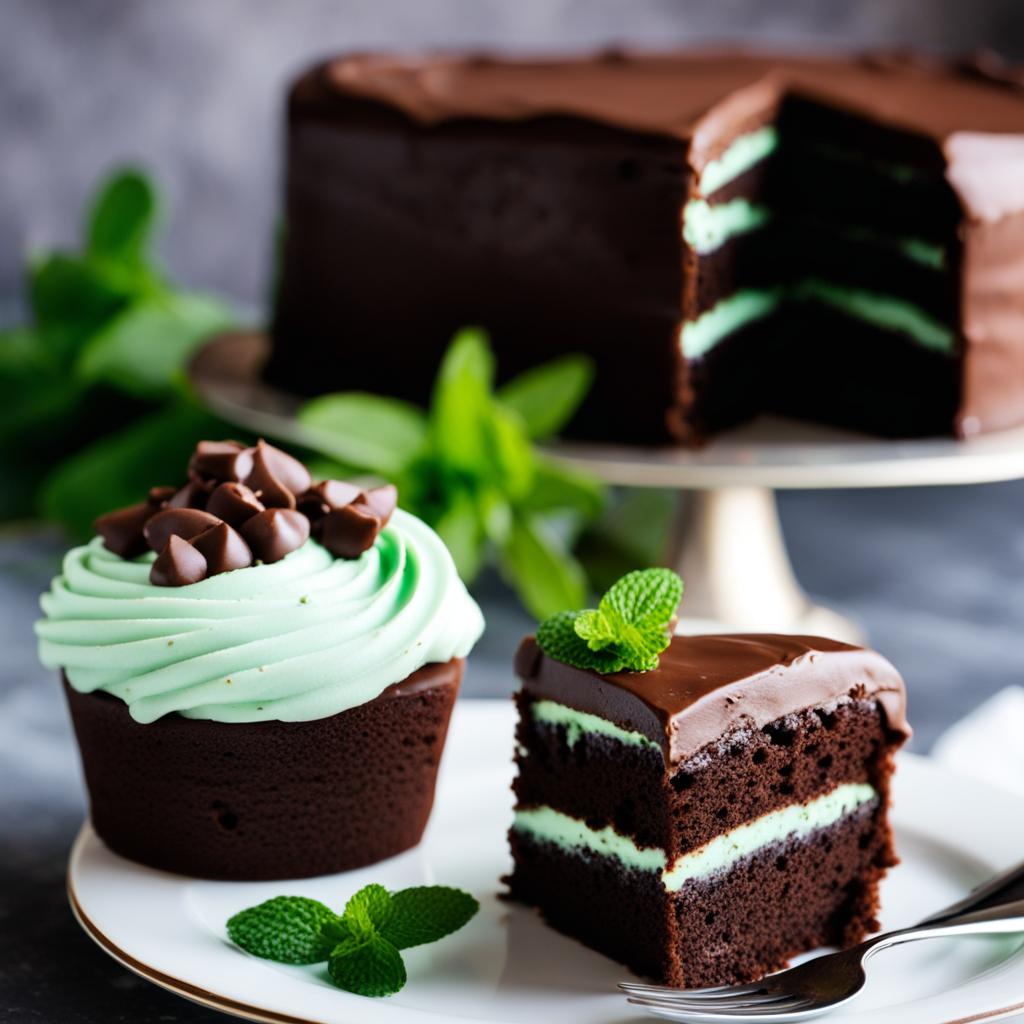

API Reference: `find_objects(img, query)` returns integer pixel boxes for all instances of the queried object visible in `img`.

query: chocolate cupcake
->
[36,440,484,880]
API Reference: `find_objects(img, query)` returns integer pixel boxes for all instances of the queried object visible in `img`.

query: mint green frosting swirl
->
[35,509,484,724]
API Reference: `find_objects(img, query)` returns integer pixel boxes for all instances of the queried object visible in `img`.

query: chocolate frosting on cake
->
[274,49,1024,444]
[515,633,910,765]
[320,50,1024,218]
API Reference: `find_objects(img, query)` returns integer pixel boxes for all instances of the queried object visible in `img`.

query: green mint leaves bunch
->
[537,567,684,672]
[298,327,605,620]
[227,884,479,998]
[0,168,236,530]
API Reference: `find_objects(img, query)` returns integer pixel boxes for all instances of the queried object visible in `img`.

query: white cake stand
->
[190,332,1024,643]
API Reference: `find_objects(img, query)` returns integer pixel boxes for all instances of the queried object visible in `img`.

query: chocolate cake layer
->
[515,693,895,855]
[508,803,891,987]
[268,50,1024,446]
[64,660,462,880]
[515,634,910,765]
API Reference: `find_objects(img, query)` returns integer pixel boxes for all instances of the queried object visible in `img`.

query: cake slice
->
[506,571,909,987]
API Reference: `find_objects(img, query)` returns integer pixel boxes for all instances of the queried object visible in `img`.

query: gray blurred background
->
[4,3,1024,1019]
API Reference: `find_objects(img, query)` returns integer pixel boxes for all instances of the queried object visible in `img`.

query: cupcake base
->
[63,660,463,880]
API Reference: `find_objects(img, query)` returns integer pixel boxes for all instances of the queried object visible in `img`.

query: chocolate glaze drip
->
[515,633,910,765]
[91,439,399,586]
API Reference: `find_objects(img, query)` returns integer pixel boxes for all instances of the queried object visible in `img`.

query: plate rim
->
[67,702,1024,1024]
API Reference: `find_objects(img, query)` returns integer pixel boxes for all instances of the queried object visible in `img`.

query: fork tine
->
[627,992,801,1009]
[618,981,768,998]
[628,995,814,1018]
[625,988,789,1007]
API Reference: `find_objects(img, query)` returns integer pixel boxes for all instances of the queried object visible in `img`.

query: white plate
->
[68,700,1024,1024]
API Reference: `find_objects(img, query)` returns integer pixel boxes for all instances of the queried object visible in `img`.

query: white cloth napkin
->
[931,687,1024,798]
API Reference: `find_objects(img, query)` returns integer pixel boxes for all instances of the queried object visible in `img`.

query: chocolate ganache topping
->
[94,439,398,586]
[516,634,911,765]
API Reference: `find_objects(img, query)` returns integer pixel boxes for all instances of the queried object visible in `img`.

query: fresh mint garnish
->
[227,882,479,998]
[0,167,236,531]
[536,568,684,673]
[298,328,603,621]
[226,896,341,964]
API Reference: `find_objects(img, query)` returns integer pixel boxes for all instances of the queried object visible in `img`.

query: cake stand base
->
[665,486,863,643]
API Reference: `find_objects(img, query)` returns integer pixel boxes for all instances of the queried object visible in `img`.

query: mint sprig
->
[227,883,479,998]
[536,568,684,673]
[298,328,603,621]
[0,167,237,530]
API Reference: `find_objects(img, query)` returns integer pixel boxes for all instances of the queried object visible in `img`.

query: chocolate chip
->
[254,440,312,495]
[150,535,208,587]
[188,440,254,484]
[359,484,398,527]
[296,480,363,521]
[191,522,253,575]
[241,508,310,563]
[167,479,215,510]
[147,486,177,508]
[244,441,299,509]
[144,508,222,553]
[205,482,265,527]
[319,503,381,559]
[94,502,155,559]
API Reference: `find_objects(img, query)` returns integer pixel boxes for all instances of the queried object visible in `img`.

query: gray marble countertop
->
[3,481,1024,1021]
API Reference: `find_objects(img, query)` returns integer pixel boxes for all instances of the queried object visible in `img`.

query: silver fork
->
[620,860,1024,1022]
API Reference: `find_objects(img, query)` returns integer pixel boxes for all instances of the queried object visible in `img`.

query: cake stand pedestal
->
[190,332,1024,644]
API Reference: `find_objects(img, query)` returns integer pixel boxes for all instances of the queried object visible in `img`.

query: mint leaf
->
[501,514,588,621]
[481,401,534,501]
[536,568,684,673]
[536,610,628,673]
[573,608,617,650]
[433,489,486,582]
[497,354,594,440]
[522,455,605,518]
[328,933,406,998]
[227,896,340,964]
[86,169,158,266]
[29,254,134,362]
[602,567,683,629]
[380,886,479,950]
[76,292,232,396]
[429,326,494,472]
[299,392,427,476]
[343,883,393,936]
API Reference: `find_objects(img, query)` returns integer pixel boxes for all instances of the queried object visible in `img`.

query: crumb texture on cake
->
[507,633,906,987]
[64,660,462,880]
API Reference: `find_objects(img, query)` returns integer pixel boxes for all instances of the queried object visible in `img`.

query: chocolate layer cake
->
[36,440,484,880]
[507,634,910,987]
[267,50,1024,445]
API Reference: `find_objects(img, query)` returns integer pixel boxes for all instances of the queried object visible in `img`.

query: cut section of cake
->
[267,50,1024,445]
[505,571,910,987]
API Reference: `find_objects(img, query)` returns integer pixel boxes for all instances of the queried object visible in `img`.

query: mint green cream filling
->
[531,699,660,750]
[683,198,772,253]
[699,126,780,195]
[513,783,877,891]
[35,509,484,724]
[681,282,955,359]
[682,199,945,268]
[681,289,784,359]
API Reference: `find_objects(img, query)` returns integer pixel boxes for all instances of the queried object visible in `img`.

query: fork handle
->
[917,859,1024,925]
[864,896,1024,958]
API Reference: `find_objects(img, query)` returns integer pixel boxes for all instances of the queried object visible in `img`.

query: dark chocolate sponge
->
[64,660,462,880]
